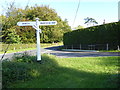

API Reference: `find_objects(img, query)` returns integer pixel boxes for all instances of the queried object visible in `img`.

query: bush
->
[2,53,39,88]
[12,52,36,63]
[2,61,34,88]
[2,54,58,88]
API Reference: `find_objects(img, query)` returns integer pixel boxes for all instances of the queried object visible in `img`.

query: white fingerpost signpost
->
[17,18,57,62]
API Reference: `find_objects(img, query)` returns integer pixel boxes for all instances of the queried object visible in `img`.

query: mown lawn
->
[2,54,119,88]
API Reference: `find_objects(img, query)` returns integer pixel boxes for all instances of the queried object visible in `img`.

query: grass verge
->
[99,50,120,52]
[2,54,119,88]
[0,42,63,54]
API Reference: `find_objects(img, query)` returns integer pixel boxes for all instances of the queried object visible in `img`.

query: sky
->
[0,0,120,28]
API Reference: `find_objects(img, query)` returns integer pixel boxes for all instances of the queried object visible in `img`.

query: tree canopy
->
[1,4,71,44]
[84,17,98,27]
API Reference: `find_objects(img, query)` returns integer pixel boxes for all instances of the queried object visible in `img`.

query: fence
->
[64,44,120,50]
[0,44,36,52]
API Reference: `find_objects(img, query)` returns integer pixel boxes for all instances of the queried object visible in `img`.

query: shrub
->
[2,53,40,88]
[2,54,58,88]
[12,52,36,63]
[2,61,33,88]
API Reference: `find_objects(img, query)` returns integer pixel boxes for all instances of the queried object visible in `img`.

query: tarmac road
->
[44,46,120,58]
[0,48,48,60]
[49,51,120,58]
[0,46,120,60]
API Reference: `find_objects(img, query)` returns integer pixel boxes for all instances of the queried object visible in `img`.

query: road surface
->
[0,46,120,60]
[0,48,48,60]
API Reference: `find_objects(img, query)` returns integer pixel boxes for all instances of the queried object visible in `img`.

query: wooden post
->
[72,45,73,49]
[14,47,16,50]
[106,43,109,50]
[80,44,81,50]
[66,45,67,49]
[118,45,120,50]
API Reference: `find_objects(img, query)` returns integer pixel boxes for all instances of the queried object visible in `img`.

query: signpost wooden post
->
[17,18,57,62]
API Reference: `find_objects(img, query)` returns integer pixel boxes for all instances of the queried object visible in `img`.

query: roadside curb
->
[62,49,99,52]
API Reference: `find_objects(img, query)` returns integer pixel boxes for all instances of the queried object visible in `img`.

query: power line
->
[72,0,81,28]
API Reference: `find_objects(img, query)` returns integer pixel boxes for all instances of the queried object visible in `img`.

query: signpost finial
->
[36,18,39,21]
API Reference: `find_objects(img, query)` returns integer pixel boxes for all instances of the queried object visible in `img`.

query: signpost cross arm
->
[17,18,57,63]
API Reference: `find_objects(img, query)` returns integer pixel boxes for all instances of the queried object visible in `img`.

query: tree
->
[3,27,21,44]
[84,17,98,27]
[3,2,25,29]
[24,5,71,43]
[1,2,26,43]
[1,4,71,43]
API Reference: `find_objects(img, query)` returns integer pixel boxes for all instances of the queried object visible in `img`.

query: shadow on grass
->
[2,54,119,88]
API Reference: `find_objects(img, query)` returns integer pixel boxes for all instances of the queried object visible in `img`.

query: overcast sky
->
[0,0,120,28]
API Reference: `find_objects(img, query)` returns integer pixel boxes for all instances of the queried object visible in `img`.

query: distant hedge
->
[63,22,120,50]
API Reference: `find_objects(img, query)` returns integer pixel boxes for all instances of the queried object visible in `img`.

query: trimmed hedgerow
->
[63,22,120,50]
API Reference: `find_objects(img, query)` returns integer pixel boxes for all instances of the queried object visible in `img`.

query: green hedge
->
[63,22,120,50]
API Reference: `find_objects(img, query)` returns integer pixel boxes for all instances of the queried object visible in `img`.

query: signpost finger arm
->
[17,18,57,62]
